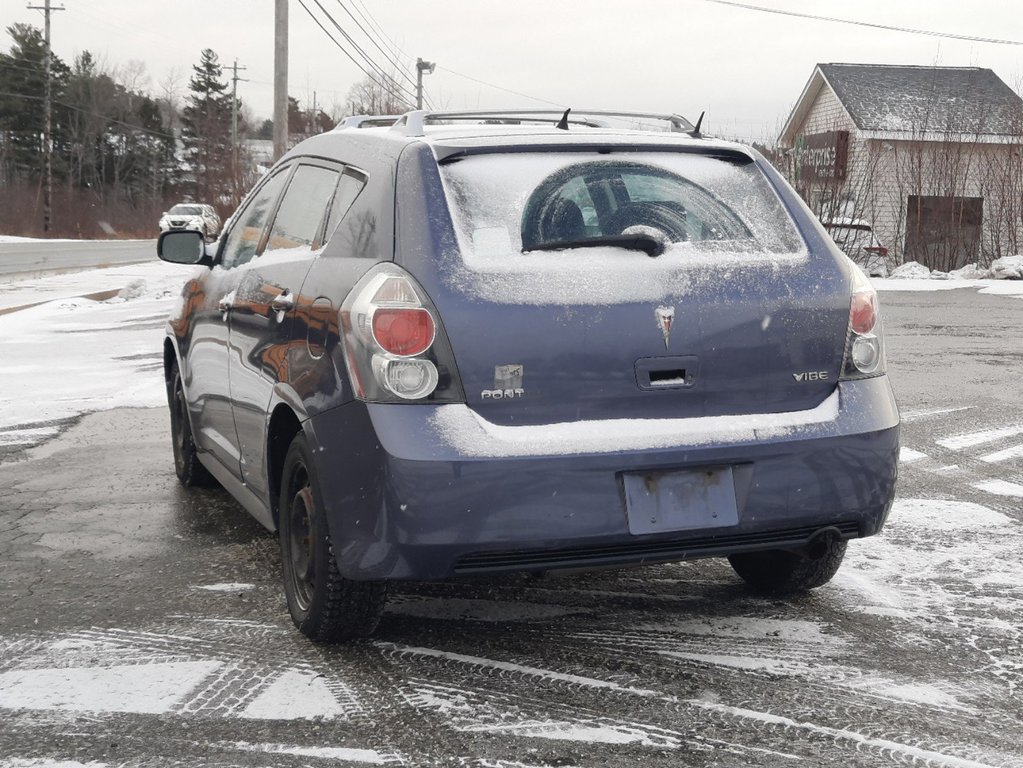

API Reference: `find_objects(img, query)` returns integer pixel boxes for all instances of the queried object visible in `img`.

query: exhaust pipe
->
[806,526,843,560]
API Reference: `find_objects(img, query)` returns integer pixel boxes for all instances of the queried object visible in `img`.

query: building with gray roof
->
[780,64,1023,271]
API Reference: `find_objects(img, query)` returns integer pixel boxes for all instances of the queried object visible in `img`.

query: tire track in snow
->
[376,642,1019,767]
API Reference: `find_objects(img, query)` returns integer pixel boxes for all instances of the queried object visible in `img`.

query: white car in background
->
[159,204,221,241]
[823,218,890,277]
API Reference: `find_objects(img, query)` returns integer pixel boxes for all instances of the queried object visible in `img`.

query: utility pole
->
[273,0,288,161]
[416,58,435,110]
[26,0,65,233]
[230,59,247,202]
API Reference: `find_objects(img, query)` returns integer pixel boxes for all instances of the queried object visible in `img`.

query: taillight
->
[841,266,885,379]
[850,291,877,335]
[371,308,435,356]
[339,264,464,403]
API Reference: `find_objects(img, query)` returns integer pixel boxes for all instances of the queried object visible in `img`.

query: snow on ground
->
[0,261,192,443]
[872,257,1023,298]
[0,235,130,244]
[0,261,181,312]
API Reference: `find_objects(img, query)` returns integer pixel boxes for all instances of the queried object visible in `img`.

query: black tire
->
[728,537,847,594]
[279,433,387,642]
[168,362,215,487]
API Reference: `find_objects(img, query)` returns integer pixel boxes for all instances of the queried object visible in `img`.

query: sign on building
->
[795,131,850,182]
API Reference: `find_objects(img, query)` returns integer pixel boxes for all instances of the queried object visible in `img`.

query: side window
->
[265,164,341,254]
[324,169,368,244]
[220,169,290,269]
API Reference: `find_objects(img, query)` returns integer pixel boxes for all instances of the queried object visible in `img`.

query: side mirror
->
[158,230,211,266]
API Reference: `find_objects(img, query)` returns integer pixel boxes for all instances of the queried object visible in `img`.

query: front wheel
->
[728,534,847,594]
[279,434,387,642]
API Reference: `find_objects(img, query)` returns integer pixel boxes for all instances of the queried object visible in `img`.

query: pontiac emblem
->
[655,305,675,349]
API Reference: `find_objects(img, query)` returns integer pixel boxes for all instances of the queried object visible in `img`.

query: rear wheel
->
[279,434,387,642]
[728,535,847,594]
[168,362,215,487]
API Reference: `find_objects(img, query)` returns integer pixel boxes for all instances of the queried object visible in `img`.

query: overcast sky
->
[2,0,1021,141]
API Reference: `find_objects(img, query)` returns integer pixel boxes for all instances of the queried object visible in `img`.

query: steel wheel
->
[278,433,388,642]
[285,469,316,611]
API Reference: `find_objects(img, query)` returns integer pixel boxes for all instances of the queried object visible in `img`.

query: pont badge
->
[482,364,525,399]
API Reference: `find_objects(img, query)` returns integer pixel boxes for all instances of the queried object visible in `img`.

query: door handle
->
[270,292,295,313]
[218,290,236,321]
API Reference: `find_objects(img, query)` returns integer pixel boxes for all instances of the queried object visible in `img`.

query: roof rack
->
[335,115,401,130]
[388,109,696,137]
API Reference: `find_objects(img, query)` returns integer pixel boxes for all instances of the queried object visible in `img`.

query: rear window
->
[439,152,804,261]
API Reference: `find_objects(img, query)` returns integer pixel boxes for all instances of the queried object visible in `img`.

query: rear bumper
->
[306,376,899,580]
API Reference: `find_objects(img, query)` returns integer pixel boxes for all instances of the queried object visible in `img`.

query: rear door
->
[227,161,345,497]
[399,146,850,427]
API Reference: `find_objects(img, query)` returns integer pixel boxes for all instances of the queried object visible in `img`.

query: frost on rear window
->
[437,151,806,305]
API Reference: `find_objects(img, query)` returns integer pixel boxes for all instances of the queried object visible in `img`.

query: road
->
[0,287,1021,767]
[0,239,157,277]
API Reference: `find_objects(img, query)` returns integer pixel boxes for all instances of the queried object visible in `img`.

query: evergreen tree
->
[180,48,232,202]
[0,23,70,181]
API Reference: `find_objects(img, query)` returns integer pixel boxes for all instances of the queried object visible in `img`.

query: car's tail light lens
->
[841,266,885,379]
[372,308,435,356]
[850,290,877,335]
[339,264,464,403]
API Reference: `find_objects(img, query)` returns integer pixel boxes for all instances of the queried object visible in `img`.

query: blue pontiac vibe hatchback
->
[157,109,899,642]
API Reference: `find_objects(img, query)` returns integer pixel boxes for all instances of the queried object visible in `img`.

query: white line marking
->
[458,720,679,747]
[0,661,221,715]
[937,425,1023,451]
[901,406,975,421]
[973,479,1023,497]
[899,447,927,463]
[241,670,345,721]
[979,443,1023,464]
[376,643,662,698]
[193,583,255,592]
[692,700,1001,768]
[224,741,401,764]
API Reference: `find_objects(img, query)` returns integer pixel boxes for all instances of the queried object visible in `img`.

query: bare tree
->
[342,72,412,117]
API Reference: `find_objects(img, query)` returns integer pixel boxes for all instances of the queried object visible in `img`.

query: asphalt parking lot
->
[1,286,1021,767]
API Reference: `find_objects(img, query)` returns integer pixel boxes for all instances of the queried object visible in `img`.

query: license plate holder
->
[623,467,739,535]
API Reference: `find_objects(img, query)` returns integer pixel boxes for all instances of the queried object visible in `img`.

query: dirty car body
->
[159,110,899,641]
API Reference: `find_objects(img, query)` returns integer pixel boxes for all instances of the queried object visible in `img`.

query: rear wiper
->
[523,234,666,257]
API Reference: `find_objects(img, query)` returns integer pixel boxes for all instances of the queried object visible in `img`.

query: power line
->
[435,65,566,109]
[307,0,418,104]
[347,0,409,67]
[298,0,417,108]
[342,0,434,109]
[331,1,414,89]
[701,0,1023,46]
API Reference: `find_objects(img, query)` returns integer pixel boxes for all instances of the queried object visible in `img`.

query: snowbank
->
[889,256,1023,281]
[875,257,1023,299]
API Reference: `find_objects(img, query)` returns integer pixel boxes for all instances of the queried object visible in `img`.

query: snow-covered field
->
[0,262,192,444]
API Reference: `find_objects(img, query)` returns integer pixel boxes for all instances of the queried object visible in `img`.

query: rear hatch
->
[396,142,849,427]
